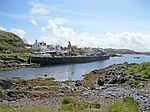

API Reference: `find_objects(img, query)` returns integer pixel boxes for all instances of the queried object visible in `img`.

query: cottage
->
[32,39,47,51]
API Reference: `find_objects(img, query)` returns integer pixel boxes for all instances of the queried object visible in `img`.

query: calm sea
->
[0,54,150,81]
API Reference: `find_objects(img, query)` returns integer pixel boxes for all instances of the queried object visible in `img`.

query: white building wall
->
[32,42,39,50]
[39,45,47,51]
[32,40,48,51]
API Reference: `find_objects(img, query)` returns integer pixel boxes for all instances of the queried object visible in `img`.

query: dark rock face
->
[97,79,104,86]
[7,91,25,98]
[108,77,128,84]
[75,80,82,86]
[0,80,14,89]
[0,59,34,71]
[108,76,118,84]
[7,91,15,97]
[119,77,128,84]
[82,63,140,89]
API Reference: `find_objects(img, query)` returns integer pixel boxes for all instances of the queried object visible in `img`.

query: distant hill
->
[0,30,29,53]
[104,48,141,54]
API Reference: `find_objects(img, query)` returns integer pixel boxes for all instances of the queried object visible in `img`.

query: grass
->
[0,98,100,112]
[11,78,61,91]
[29,78,60,87]
[61,98,100,111]
[0,105,57,112]
[131,62,150,78]
[0,53,30,62]
[0,86,4,92]
[0,30,28,53]
[32,85,65,90]
[104,97,141,112]
[0,97,140,112]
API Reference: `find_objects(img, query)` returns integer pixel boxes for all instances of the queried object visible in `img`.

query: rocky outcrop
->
[0,59,37,71]
[82,62,150,89]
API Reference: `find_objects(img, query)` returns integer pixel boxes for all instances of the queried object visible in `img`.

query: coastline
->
[0,63,149,111]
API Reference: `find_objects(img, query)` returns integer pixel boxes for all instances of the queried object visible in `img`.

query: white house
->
[81,48,96,56]
[32,39,47,51]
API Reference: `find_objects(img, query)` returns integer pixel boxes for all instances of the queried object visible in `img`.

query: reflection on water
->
[0,54,150,81]
[67,65,74,80]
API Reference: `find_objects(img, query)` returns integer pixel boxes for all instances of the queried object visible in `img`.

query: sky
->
[0,0,150,51]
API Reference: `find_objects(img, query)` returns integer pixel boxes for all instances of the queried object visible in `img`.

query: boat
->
[109,53,122,57]
[29,55,109,66]
[134,56,140,59]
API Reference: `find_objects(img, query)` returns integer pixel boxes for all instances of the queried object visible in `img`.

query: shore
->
[0,53,38,71]
[0,62,150,111]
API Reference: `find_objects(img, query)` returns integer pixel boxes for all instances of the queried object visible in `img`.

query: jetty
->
[30,55,109,66]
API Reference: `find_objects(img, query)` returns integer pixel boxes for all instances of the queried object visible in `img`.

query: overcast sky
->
[0,0,150,51]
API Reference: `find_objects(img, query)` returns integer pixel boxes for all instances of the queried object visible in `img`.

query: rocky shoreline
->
[0,58,38,71]
[0,63,150,111]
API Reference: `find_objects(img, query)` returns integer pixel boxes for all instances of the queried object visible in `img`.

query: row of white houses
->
[31,40,106,56]
[32,40,62,51]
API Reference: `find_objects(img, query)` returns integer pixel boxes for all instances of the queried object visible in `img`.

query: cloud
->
[30,19,37,25]
[30,0,49,15]
[10,28,26,38]
[41,18,74,41]
[42,18,66,31]
[0,26,7,31]
[0,26,27,40]
[38,18,150,51]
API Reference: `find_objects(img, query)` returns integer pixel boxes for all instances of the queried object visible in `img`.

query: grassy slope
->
[0,30,28,53]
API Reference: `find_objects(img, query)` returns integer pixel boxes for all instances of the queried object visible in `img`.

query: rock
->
[7,91,16,97]
[108,76,127,84]
[118,77,128,84]
[75,80,82,86]
[0,80,14,89]
[7,91,26,99]
[108,76,118,84]
[97,79,104,86]
[92,70,99,74]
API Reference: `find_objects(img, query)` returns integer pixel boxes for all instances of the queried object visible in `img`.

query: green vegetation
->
[61,97,100,111]
[0,98,100,112]
[0,105,56,112]
[0,53,30,62]
[0,97,140,112]
[104,97,141,112]
[11,78,61,91]
[32,85,65,90]
[62,98,75,105]
[131,62,150,78]
[105,48,138,54]
[0,30,28,53]
[0,86,4,92]
[29,78,60,87]
[131,80,140,86]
